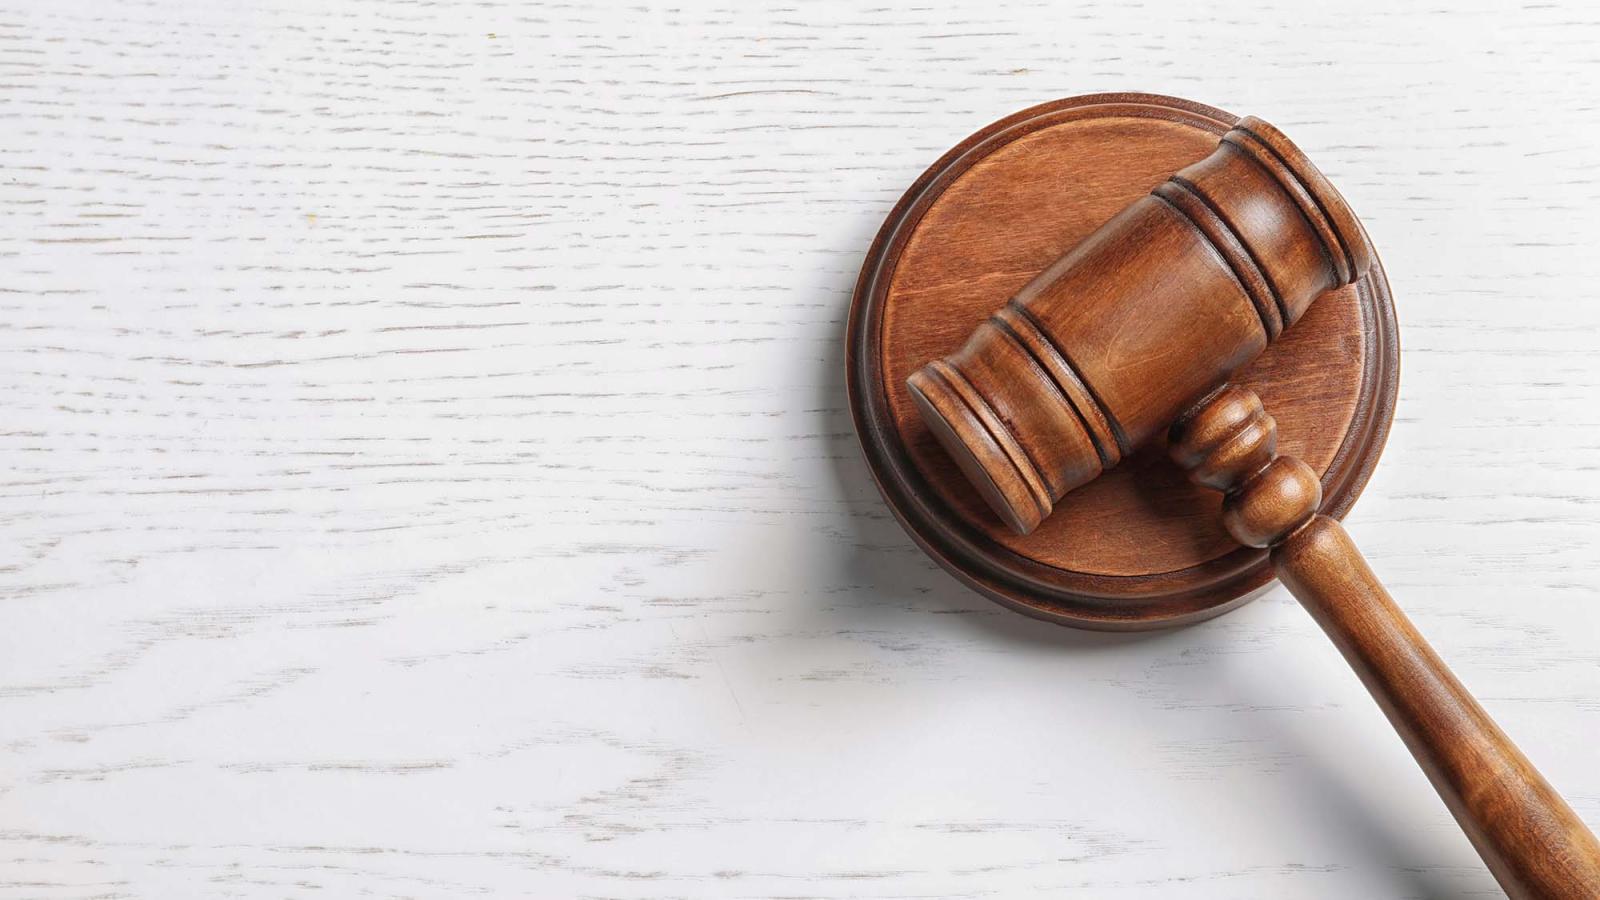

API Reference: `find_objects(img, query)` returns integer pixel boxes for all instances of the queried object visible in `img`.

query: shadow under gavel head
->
[906,116,1374,535]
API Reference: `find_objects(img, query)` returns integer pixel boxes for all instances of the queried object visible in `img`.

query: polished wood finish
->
[846,94,1399,629]
[1171,386,1600,900]
[882,101,1599,896]
[908,115,1370,535]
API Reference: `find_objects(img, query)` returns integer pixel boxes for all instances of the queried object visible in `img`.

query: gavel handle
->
[1172,385,1600,899]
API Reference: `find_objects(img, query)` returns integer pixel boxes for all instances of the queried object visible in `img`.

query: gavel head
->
[906,116,1373,535]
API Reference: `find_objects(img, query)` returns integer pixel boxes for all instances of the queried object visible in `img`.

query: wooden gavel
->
[907,117,1600,898]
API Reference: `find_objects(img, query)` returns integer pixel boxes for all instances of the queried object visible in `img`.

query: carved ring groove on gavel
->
[908,117,1366,535]
[906,117,1600,899]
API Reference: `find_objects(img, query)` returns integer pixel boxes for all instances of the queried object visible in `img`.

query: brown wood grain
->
[1172,385,1600,899]
[875,98,1600,895]
[848,95,1397,628]
[909,114,1371,535]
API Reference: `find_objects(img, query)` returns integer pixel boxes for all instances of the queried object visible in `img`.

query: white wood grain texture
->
[1,0,1597,897]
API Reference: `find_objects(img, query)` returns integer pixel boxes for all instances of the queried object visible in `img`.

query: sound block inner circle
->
[846,93,1398,630]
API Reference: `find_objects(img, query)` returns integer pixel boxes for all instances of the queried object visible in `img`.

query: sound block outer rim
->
[845,92,1399,631]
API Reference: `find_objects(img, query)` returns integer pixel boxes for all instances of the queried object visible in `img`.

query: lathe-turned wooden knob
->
[1169,384,1322,548]
[907,117,1370,534]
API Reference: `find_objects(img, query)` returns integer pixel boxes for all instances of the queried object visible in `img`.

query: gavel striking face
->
[907,117,1371,534]
[893,114,1600,897]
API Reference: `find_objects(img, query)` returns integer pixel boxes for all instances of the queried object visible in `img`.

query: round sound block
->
[846,93,1398,630]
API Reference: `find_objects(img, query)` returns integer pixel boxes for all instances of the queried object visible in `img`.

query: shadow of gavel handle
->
[1172,385,1600,899]
[908,116,1600,896]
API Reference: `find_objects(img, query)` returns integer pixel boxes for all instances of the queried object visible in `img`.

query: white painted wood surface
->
[2,1,1597,896]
